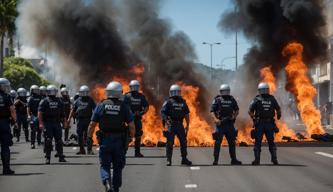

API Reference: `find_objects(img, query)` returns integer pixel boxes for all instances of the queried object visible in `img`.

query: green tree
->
[4,57,49,90]
[0,0,18,76]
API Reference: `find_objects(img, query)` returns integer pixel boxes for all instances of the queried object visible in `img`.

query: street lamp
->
[203,42,221,79]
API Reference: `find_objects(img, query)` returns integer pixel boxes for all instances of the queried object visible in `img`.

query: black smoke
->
[18,0,212,113]
[18,0,136,85]
[220,0,327,84]
[119,0,211,110]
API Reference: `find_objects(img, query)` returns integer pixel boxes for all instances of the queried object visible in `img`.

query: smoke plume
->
[220,0,327,87]
[17,0,211,111]
[17,0,136,86]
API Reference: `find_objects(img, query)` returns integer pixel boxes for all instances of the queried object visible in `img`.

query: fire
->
[282,42,325,135]
[260,66,276,94]
[259,66,297,140]
[179,83,214,146]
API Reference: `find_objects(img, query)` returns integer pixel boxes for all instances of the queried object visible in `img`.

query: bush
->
[3,57,49,90]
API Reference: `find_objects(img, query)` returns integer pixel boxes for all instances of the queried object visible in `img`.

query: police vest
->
[61,97,71,117]
[126,92,143,113]
[215,95,235,119]
[99,99,125,133]
[15,97,28,115]
[28,95,41,116]
[75,97,93,118]
[0,92,11,119]
[43,97,62,122]
[255,95,275,119]
[169,98,187,121]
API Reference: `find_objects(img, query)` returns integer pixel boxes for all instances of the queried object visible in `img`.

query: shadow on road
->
[11,162,96,166]
[65,155,98,158]
[126,156,166,159]
[0,172,44,176]
[125,163,155,166]
[186,163,307,167]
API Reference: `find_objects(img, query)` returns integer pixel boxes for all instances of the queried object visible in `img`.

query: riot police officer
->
[0,78,17,175]
[14,88,29,142]
[39,86,47,99]
[88,81,135,192]
[211,84,242,165]
[161,84,192,166]
[60,87,71,142]
[68,85,96,155]
[249,82,281,165]
[124,80,149,157]
[10,90,17,102]
[28,85,42,148]
[38,85,67,164]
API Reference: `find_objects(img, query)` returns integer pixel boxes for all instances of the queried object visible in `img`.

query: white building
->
[1,34,10,57]
[310,1,333,106]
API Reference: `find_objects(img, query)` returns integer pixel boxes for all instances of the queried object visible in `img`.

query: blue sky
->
[160,0,251,70]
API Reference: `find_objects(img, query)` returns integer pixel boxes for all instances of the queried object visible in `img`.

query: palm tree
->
[0,0,18,76]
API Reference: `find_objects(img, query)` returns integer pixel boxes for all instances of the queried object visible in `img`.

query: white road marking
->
[315,152,333,159]
[185,184,197,188]
[72,147,77,150]
[190,166,200,170]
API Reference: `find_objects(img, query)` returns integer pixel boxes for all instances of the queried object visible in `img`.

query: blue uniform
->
[0,91,14,172]
[211,95,240,163]
[39,96,65,160]
[73,96,96,152]
[249,94,281,163]
[14,96,29,142]
[28,94,42,145]
[161,96,190,161]
[91,98,133,192]
[124,91,148,156]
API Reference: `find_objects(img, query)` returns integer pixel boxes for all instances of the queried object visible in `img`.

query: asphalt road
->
[1,140,333,192]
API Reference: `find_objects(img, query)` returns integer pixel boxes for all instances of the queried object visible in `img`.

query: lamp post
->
[203,42,221,79]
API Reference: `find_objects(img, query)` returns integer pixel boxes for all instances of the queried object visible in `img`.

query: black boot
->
[213,155,219,165]
[104,180,114,192]
[76,148,86,155]
[181,158,192,166]
[59,156,67,162]
[252,151,260,165]
[270,150,279,165]
[229,146,242,165]
[166,157,172,166]
[2,157,15,175]
[31,143,36,149]
[45,158,51,165]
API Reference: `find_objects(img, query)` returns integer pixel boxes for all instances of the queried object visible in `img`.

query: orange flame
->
[260,66,277,94]
[179,83,214,146]
[282,42,325,136]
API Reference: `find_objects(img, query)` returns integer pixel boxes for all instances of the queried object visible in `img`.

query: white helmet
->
[129,80,140,92]
[105,81,123,98]
[39,86,47,95]
[10,90,17,98]
[17,88,27,97]
[219,84,230,96]
[0,78,11,93]
[258,82,269,95]
[60,87,69,96]
[47,85,58,96]
[79,85,89,97]
[30,85,40,95]
[169,84,181,97]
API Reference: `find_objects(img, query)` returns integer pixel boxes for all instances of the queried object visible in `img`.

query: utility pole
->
[202,42,221,79]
